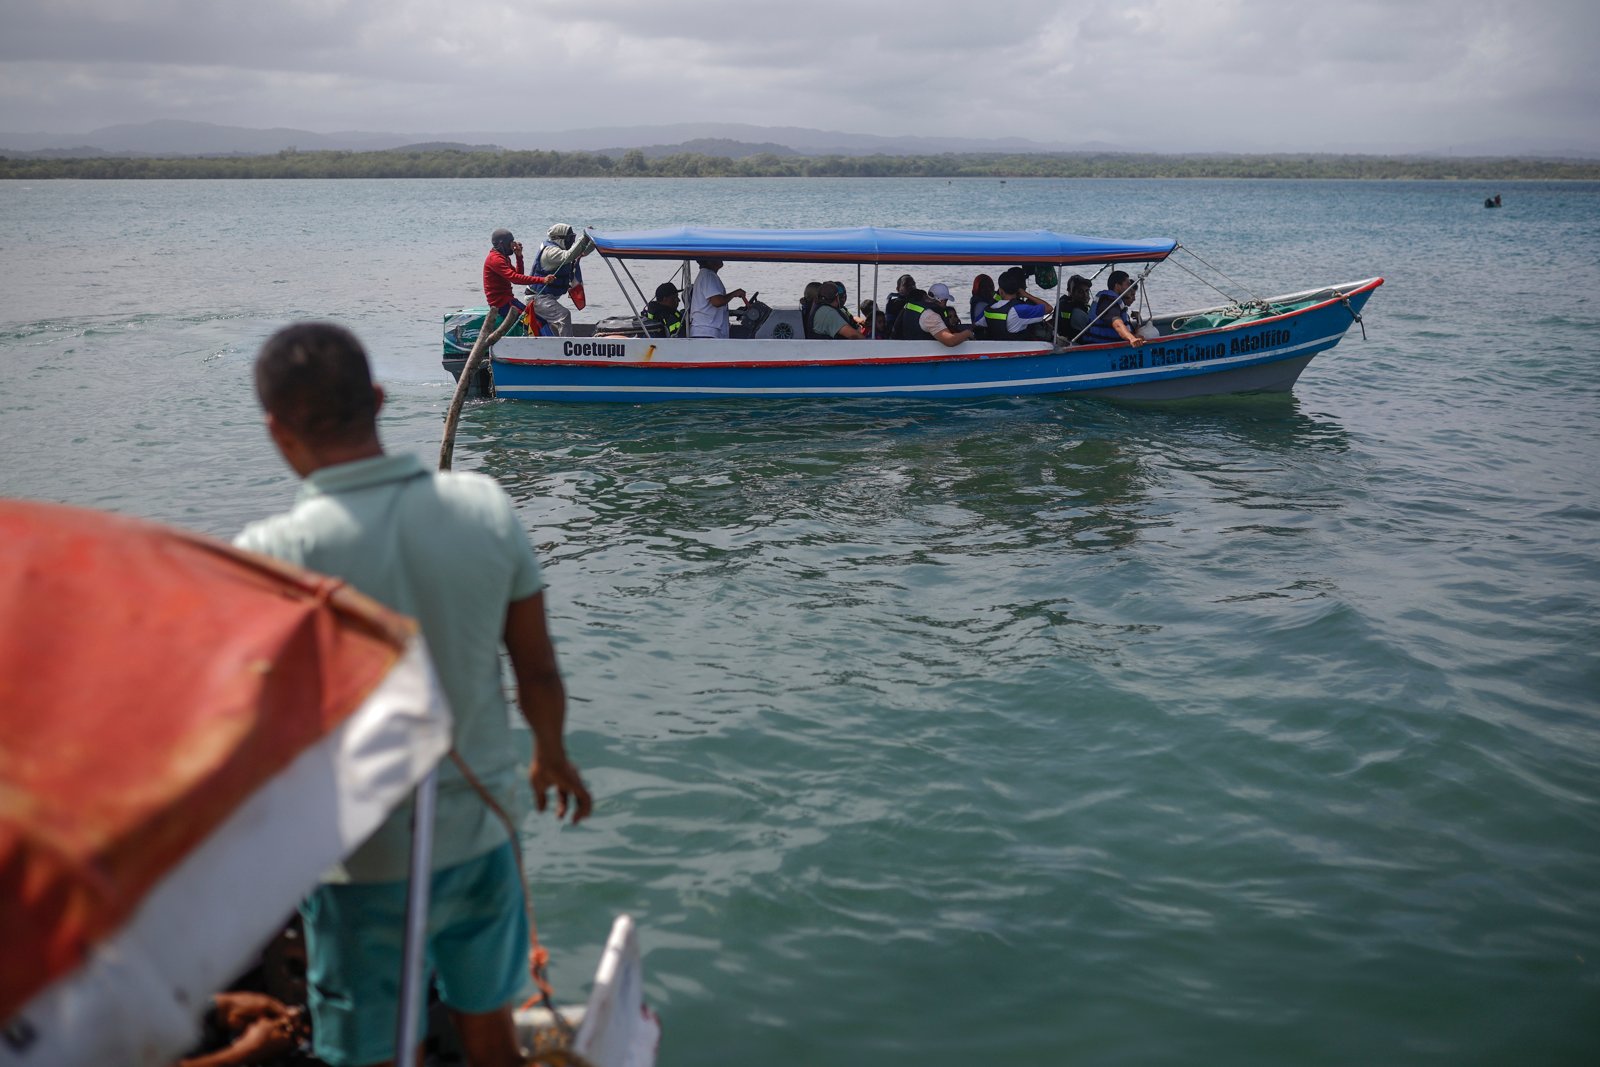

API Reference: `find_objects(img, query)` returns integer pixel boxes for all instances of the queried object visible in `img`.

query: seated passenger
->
[912,283,974,348]
[980,267,1054,341]
[970,274,995,329]
[811,283,864,339]
[641,282,684,337]
[1081,270,1144,347]
[859,299,889,338]
[1058,274,1093,343]
[833,281,865,330]
[884,274,917,335]
[800,281,823,339]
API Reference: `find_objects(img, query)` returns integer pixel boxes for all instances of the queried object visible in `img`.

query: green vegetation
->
[3,147,1597,181]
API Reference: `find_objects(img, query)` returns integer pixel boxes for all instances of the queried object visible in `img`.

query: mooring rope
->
[1175,244,1264,305]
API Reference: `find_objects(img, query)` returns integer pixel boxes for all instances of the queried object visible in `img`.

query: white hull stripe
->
[497,332,1343,397]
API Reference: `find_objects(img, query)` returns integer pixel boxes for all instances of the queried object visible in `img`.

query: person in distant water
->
[641,282,685,337]
[810,282,864,339]
[1081,269,1144,346]
[980,267,1053,341]
[482,229,552,333]
[527,223,596,337]
[913,283,974,347]
[689,259,748,338]
[884,274,918,335]
[969,274,996,329]
[1058,274,1094,342]
[236,322,592,1067]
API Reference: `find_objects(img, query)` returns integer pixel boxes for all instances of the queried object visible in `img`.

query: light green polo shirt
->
[236,452,545,882]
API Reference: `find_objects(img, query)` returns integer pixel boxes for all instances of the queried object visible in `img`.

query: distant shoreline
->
[3,149,1597,181]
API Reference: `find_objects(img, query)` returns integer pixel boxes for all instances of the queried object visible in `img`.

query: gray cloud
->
[0,0,1595,153]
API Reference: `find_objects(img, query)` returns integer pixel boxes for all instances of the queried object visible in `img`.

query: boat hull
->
[480,279,1381,404]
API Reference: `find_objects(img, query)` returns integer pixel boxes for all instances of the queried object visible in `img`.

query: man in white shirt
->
[688,258,748,338]
[918,283,975,347]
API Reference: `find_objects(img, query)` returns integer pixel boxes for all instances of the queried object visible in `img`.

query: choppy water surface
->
[2,178,1597,1065]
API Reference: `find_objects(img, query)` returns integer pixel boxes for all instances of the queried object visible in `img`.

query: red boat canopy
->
[0,500,421,1021]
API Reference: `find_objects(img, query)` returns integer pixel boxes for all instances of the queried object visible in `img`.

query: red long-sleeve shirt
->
[482,250,548,307]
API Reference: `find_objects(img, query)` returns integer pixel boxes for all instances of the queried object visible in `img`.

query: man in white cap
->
[527,223,596,336]
[917,283,975,347]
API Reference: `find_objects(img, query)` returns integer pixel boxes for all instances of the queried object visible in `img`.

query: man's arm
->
[540,232,596,272]
[1112,317,1143,346]
[489,254,552,288]
[919,309,969,347]
[706,287,747,308]
[504,591,592,824]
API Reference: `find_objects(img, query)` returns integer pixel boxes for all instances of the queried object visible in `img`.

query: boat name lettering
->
[563,340,630,359]
[1144,340,1227,368]
[1228,329,1291,356]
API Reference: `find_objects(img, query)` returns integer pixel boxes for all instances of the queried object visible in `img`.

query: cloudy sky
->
[1,0,1597,153]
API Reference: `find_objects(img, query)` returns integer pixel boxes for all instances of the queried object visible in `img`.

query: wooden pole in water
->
[439,307,519,472]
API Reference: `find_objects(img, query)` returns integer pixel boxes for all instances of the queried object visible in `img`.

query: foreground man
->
[236,322,593,1067]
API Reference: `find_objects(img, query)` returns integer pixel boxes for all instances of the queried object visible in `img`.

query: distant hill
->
[0,119,1111,159]
[3,119,1597,161]
[596,138,802,160]
[387,141,503,153]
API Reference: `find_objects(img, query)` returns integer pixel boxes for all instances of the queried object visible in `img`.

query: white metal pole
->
[393,771,438,1062]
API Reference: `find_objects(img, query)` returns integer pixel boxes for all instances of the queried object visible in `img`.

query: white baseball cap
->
[927,282,953,301]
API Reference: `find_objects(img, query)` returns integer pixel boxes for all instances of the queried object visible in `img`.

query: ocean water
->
[2,177,1598,1065]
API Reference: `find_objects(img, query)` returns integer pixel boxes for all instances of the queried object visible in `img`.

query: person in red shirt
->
[482,229,552,331]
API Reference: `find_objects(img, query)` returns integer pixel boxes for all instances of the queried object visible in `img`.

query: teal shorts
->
[299,843,530,1067]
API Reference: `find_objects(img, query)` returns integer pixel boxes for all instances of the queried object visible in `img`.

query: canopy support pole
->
[394,770,439,1064]
[682,260,693,333]
[871,264,879,338]
[856,264,863,333]
[605,255,652,335]
[1051,268,1064,348]
[1066,262,1160,347]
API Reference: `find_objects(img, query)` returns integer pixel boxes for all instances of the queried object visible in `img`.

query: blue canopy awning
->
[587,226,1178,266]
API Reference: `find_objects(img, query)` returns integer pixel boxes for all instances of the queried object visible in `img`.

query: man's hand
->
[512,241,523,256]
[530,753,592,824]
[212,992,292,1032]
[178,994,302,1067]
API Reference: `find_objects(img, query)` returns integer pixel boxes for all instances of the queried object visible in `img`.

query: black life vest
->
[893,297,932,341]
[642,300,683,337]
[982,297,1022,340]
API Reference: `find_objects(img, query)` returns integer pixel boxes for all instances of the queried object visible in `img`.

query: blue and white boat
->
[443,226,1382,403]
